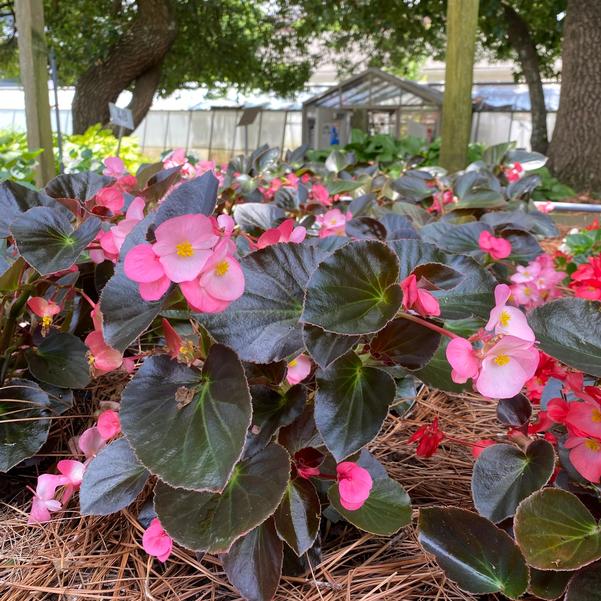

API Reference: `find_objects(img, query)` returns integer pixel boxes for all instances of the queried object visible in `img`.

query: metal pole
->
[116,125,124,157]
[184,109,193,153]
[280,111,288,158]
[49,48,63,173]
[207,110,215,160]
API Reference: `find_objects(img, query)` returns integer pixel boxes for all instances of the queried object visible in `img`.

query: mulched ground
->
[0,379,518,601]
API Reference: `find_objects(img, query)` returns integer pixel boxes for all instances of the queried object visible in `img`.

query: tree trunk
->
[548,0,601,192]
[71,0,177,134]
[503,4,548,154]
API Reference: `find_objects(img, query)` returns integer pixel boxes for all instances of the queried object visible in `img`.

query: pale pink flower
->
[400,274,440,317]
[28,474,65,523]
[475,336,539,399]
[143,518,173,562]
[56,459,85,504]
[316,209,351,238]
[123,244,171,301]
[110,196,145,253]
[97,409,121,440]
[150,214,217,283]
[103,157,126,178]
[286,354,312,385]
[486,284,534,341]
[564,435,601,482]
[478,230,512,261]
[27,297,61,334]
[78,426,106,460]
[511,262,541,284]
[163,148,196,179]
[216,214,235,237]
[336,462,373,511]
[446,337,481,384]
[179,239,244,313]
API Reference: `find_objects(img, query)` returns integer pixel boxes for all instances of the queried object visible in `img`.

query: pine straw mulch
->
[0,379,514,601]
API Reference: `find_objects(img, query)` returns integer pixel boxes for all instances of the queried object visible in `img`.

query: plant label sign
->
[109,103,134,131]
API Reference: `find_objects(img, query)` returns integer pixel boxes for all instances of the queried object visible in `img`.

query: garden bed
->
[1,385,503,601]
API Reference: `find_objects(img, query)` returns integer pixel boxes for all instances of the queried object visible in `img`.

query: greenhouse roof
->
[304,68,444,109]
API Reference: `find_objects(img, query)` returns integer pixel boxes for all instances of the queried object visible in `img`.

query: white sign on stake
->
[109,102,134,130]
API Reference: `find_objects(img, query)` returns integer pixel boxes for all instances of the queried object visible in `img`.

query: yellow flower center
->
[176,240,194,257]
[288,359,298,368]
[585,439,601,452]
[499,310,511,327]
[41,315,53,328]
[524,287,532,297]
[87,353,95,366]
[215,260,229,276]
[592,409,601,423]
[494,354,510,367]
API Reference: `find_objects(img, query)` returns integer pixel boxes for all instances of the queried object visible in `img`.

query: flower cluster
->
[510,253,565,309]
[28,409,121,523]
[446,284,539,398]
[569,255,601,300]
[124,213,244,312]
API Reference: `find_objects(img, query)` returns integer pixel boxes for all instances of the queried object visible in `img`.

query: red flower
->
[569,256,601,300]
[408,418,445,457]
[293,448,324,479]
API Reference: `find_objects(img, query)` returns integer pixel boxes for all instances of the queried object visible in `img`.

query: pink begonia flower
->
[78,426,106,460]
[486,284,534,342]
[475,336,539,399]
[57,459,85,504]
[163,148,196,179]
[217,214,235,237]
[504,161,524,183]
[286,354,312,385]
[446,335,539,398]
[510,254,565,310]
[294,448,324,479]
[472,439,496,459]
[400,274,441,317]
[109,196,145,253]
[255,219,307,249]
[446,337,481,384]
[428,190,456,214]
[197,160,216,176]
[28,474,65,523]
[533,201,554,213]
[143,518,173,562]
[311,183,331,206]
[97,409,121,440]
[336,462,373,511]
[547,398,601,439]
[478,230,512,261]
[511,261,542,284]
[316,209,352,238]
[96,185,125,214]
[27,296,61,334]
[124,244,172,301]
[103,156,126,178]
[564,435,601,482]
[179,239,244,313]
[85,330,123,376]
[284,173,299,188]
[151,214,218,283]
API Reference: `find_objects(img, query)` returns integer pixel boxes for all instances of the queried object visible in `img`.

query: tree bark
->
[502,4,548,154]
[71,0,177,134]
[548,0,601,192]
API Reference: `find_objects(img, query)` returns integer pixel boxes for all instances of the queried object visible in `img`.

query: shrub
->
[0,142,600,601]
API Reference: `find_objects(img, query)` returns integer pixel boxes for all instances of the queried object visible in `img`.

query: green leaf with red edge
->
[315,351,395,461]
[154,443,290,554]
[327,451,411,535]
[80,438,149,515]
[370,317,441,370]
[565,562,601,600]
[302,324,359,369]
[529,298,601,377]
[222,518,283,601]
[121,345,251,492]
[514,488,601,570]
[45,172,114,204]
[472,440,555,523]
[274,477,321,556]
[529,569,572,600]
[278,405,322,454]
[418,507,529,599]
[301,240,403,335]
[11,207,100,275]
[0,379,51,472]
[25,332,91,389]
[200,242,328,363]
[246,384,306,456]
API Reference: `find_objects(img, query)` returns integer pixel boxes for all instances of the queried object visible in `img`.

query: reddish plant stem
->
[397,311,459,339]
